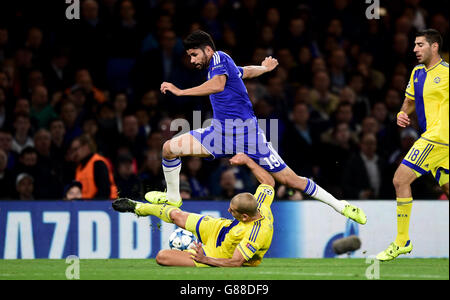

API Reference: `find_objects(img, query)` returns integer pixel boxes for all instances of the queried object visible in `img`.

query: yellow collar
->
[425,58,443,72]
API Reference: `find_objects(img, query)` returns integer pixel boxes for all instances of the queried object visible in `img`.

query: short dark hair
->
[416,29,443,52]
[183,30,216,51]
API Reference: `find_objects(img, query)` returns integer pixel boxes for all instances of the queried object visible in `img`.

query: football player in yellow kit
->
[377,29,449,261]
[113,153,275,267]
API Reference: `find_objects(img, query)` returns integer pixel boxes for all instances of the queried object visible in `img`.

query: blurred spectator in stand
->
[179,179,192,200]
[96,102,119,158]
[139,90,163,129]
[114,153,143,199]
[328,48,348,93]
[321,101,357,144]
[33,128,64,199]
[0,26,12,63]
[384,88,403,121]
[60,100,82,145]
[116,113,147,165]
[63,180,83,201]
[113,92,128,133]
[68,69,107,114]
[11,112,34,154]
[134,106,151,137]
[277,185,304,200]
[25,70,45,99]
[0,148,15,199]
[281,102,320,179]
[109,0,143,58]
[14,146,38,179]
[430,13,449,55]
[0,87,7,129]
[339,85,370,124]
[284,16,309,57]
[70,0,108,87]
[15,172,34,200]
[132,29,183,95]
[30,85,58,129]
[200,1,222,42]
[71,134,118,200]
[0,129,16,170]
[146,130,164,152]
[25,27,45,69]
[317,122,358,198]
[44,47,72,95]
[342,132,390,199]
[214,168,243,200]
[290,46,313,86]
[183,156,209,199]
[139,148,165,192]
[49,118,66,161]
[309,70,339,123]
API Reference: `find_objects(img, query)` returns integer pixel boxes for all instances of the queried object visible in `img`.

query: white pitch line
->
[256,271,447,279]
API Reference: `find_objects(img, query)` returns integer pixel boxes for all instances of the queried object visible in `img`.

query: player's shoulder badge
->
[434,77,441,84]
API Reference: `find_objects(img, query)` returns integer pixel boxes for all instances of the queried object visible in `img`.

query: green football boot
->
[144,191,182,208]
[341,200,367,225]
[376,240,413,261]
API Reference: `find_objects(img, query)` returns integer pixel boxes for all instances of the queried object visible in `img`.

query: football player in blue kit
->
[150,30,366,225]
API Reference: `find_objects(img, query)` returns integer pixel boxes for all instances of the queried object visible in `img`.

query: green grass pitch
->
[0,258,448,280]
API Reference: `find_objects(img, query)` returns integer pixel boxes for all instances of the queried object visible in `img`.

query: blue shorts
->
[189,119,287,173]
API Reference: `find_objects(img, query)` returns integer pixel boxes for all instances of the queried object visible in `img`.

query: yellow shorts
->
[184,213,234,267]
[402,137,449,186]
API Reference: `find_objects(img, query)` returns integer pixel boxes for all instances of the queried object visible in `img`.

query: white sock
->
[303,178,345,214]
[162,158,181,202]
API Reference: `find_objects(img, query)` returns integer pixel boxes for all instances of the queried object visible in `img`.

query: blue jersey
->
[189,51,287,173]
[207,51,256,126]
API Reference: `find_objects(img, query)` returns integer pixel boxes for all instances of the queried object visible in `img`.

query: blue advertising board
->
[0,200,302,259]
[2,200,448,259]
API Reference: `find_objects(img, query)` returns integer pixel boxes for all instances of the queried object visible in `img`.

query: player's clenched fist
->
[397,111,410,128]
[261,56,278,72]
[160,82,182,96]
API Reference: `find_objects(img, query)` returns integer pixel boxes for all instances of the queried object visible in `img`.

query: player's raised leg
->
[271,167,367,224]
[112,197,193,228]
[147,132,212,207]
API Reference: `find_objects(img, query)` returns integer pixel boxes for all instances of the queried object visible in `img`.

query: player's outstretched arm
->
[160,75,226,97]
[230,153,275,187]
[241,56,278,79]
[397,97,415,128]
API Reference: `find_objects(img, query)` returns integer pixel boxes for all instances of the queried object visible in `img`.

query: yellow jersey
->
[202,184,275,267]
[405,59,449,145]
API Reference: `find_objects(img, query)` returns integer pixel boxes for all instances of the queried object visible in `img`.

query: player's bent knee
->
[156,250,171,266]
[393,173,409,189]
[162,140,176,159]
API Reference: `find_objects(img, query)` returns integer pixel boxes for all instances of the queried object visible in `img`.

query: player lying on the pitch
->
[112,153,275,267]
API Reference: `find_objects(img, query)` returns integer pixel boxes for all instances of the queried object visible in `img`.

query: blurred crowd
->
[0,0,448,201]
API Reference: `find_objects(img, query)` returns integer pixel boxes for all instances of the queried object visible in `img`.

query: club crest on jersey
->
[263,188,273,196]
[434,77,440,84]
